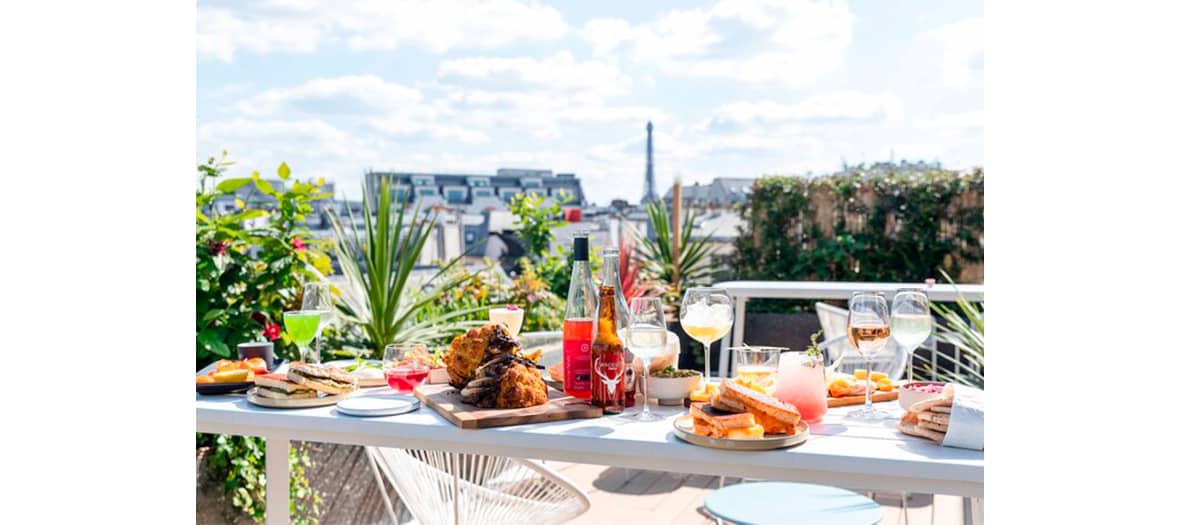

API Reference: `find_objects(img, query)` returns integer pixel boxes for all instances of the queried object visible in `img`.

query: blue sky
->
[197,0,983,204]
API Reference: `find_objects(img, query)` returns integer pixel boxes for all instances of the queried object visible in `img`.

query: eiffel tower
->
[642,121,657,204]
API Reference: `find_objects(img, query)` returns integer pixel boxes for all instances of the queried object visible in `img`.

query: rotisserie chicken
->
[445,323,548,409]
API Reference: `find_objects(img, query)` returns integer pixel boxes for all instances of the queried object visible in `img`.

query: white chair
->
[365,447,590,525]
[814,301,849,342]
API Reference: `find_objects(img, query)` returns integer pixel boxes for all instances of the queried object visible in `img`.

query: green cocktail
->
[283,311,322,362]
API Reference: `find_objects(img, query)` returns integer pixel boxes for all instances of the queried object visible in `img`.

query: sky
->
[196,0,983,205]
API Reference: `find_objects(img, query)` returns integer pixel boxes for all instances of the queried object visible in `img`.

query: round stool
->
[704,482,881,525]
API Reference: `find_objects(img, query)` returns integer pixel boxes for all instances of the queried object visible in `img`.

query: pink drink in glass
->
[773,352,828,424]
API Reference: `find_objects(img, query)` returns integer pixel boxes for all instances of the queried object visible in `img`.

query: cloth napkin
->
[943,383,984,450]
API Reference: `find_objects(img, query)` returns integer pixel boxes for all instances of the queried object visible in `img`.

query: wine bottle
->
[562,233,596,400]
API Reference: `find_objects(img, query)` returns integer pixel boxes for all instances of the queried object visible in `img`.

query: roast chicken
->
[444,323,548,409]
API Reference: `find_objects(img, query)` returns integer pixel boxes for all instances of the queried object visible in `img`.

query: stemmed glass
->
[890,289,932,382]
[626,297,667,422]
[283,310,321,363]
[301,283,334,363]
[680,288,733,383]
[383,343,430,394]
[846,292,891,419]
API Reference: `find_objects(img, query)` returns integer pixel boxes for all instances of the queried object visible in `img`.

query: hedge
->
[731,166,983,310]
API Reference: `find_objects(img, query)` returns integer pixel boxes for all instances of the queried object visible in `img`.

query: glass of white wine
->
[846,292,891,420]
[679,288,733,383]
[626,297,667,422]
[891,289,932,382]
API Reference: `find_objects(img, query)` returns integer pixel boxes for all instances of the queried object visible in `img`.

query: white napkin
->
[943,384,984,450]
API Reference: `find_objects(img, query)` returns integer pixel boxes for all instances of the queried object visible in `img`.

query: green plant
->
[328,179,488,353]
[196,152,333,368]
[927,271,984,388]
[505,190,599,296]
[197,434,321,525]
[424,258,565,333]
[632,200,721,307]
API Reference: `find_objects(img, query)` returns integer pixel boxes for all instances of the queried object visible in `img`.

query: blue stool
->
[704,482,882,525]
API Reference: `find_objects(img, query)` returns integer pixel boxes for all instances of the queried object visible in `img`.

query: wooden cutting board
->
[827,391,899,408]
[414,383,603,429]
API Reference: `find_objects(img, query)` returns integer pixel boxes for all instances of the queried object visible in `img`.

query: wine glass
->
[283,310,321,363]
[383,343,430,394]
[626,297,667,421]
[846,292,891,419]
[891,289,932,382]
[301,282,334,362]
[680,288,733,382]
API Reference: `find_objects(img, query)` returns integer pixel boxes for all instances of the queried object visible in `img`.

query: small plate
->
[336,393,420,417]
[323,359,387,388]
[195,358,285,395]
[672,415,810,450]
[246,387,352,408]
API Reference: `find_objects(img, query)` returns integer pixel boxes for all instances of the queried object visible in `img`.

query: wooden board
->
[827,391,898,407]
[414,383,603,429]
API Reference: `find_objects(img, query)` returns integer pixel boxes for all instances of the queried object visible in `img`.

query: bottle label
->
[592,351,626,409]
[563,338,592,394]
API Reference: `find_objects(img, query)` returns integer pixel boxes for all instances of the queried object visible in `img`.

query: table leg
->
[963,496,983,525]
[266,436,290,525]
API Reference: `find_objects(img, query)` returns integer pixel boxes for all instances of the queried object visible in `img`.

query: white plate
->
[323,359,387,388]
[246,388,353,408]
[336,393,420,417]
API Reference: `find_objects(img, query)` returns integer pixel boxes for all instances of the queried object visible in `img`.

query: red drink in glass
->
[385,367,428,393]
[773,353,828,423]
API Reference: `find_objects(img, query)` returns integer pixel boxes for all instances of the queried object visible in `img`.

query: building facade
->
[363,168,585,213]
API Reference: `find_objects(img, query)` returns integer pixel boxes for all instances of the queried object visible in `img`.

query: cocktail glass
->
[383,343,431,394]
[680,288,733,382]
[732,346,781,392]
[283,310,322,363]
[773,351,828,423]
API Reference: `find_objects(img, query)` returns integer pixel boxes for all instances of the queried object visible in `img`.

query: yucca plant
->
[631,200,720,305]
[924,271,984,389]
[618,228,660,303]
[328,180,488,353]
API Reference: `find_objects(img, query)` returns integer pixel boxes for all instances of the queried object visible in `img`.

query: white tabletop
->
[714,281,984,303]
[196,389,983,497]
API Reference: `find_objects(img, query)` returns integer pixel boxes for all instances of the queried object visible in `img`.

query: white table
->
[197,390,983,525]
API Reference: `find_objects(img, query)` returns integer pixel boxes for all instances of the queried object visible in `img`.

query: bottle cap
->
[573,233,589,261]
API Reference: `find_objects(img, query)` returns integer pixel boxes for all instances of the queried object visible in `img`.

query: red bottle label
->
[592,351,625,411]
[563,337,592,397]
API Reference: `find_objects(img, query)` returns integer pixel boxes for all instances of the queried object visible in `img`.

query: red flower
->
[291,237,306,251]
[263,322,282,341]
[209,240,229,256]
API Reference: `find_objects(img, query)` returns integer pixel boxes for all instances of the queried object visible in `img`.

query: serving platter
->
[246,387,353,409]
[414,383,602,429]
[195,358,285,395]
[672,415,810,450]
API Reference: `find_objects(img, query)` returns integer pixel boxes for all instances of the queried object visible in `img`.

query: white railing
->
[713,280,984,378]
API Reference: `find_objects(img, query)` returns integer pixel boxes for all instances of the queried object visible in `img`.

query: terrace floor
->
[547,461,968,525]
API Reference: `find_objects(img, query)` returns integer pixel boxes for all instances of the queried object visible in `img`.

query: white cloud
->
[196,7,321,62]
[439,52,631,97]
[581,0,853,85]
[238,75,423,116]
[706,92,904,131]
[197,0,569,62]
[920,17,984,88]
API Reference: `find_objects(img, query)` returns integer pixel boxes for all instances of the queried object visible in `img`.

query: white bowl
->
[899,381,947,410]
[646,372,703,400]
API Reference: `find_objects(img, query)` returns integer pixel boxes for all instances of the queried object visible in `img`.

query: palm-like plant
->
[924,271,984,388]
[328,180,488,353]
[631,200,720,304]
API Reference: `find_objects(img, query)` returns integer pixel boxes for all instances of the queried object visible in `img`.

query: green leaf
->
[197,329,231,357]
[202,309,225,322]
[277,162,291,180]
[236,209,267,221]
[216,177,253,194]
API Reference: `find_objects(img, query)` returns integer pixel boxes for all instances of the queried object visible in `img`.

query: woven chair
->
[365,447,590,525]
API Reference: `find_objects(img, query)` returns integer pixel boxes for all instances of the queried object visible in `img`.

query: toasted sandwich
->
[689,403,764,439]
[254,373,318,400]
[287,364,358,395]
[716,380,801,435]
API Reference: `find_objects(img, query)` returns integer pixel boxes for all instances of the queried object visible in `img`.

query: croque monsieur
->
[695,379,802,437]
